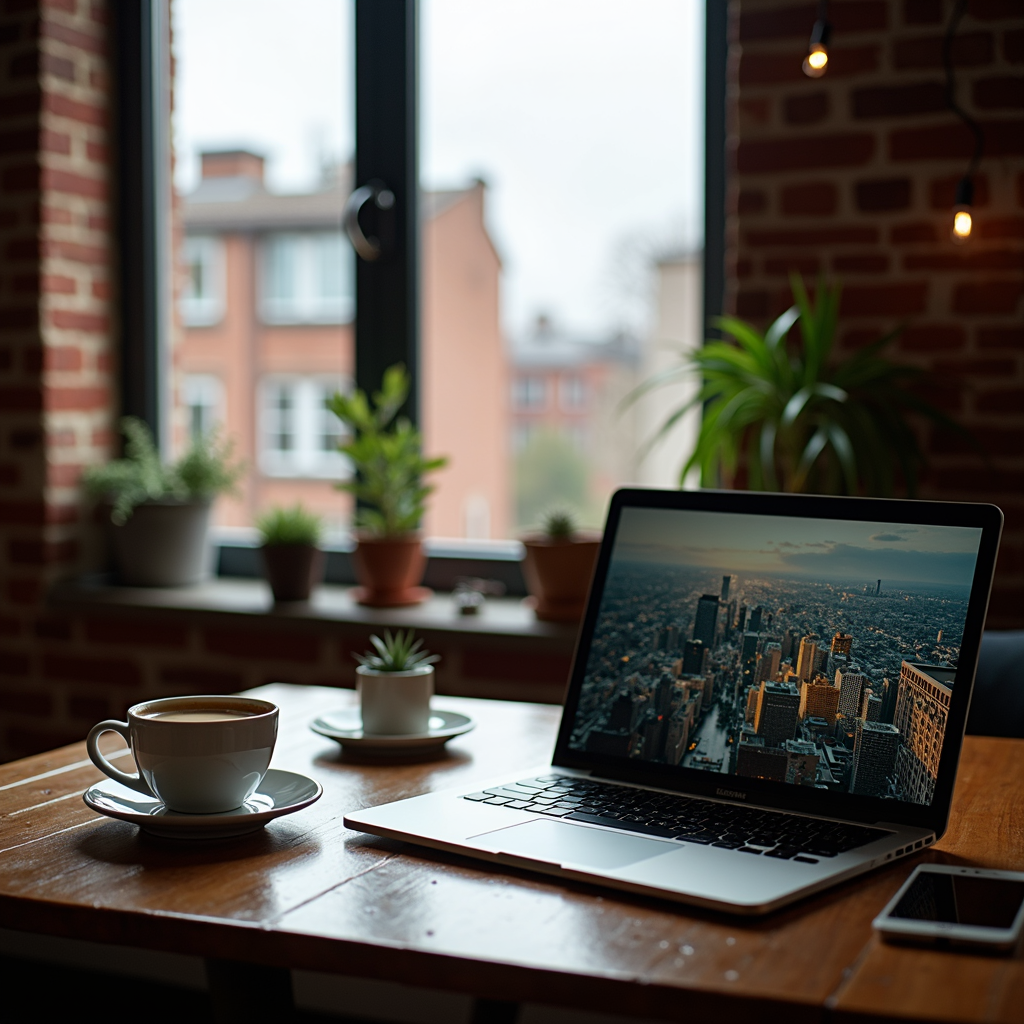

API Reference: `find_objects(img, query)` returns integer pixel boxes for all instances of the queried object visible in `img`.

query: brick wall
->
[729,0,1024,627]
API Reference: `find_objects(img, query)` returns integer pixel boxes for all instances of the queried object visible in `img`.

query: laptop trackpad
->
[471,818,674,870]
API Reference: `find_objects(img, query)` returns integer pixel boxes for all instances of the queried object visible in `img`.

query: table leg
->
[469,998,520,1024]
[205,958,295,1023]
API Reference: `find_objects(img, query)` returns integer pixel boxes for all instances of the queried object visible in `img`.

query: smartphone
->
[873,864,1024,952]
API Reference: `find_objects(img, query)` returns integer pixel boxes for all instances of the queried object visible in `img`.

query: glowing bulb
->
[803,45,829,77]
[952,208,972,242]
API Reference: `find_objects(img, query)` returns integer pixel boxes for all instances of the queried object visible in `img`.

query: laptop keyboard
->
[463,775,891,863]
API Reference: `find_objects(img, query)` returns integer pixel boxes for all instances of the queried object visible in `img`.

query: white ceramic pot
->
[110,499,213,587]
[356,665,434,736]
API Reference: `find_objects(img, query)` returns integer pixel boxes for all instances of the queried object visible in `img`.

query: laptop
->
[344,488,1003,915]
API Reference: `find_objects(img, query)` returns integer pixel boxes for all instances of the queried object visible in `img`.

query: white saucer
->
[83,769,322,839]
[311,708,475,756]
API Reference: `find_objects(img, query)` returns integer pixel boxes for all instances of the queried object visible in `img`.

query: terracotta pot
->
[351,533,430,607]
[521,534,601,623]
[261,543,324,603]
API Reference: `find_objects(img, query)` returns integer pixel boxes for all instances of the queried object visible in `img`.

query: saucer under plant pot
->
[521,510,601,623]
[326,364,447,609]
[257,504,325,603]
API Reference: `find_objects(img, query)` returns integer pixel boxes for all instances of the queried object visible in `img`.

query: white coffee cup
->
[86,695,279,814]
[357,665,433,735]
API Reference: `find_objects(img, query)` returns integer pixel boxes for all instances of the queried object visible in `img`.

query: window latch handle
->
[344,181,395,262]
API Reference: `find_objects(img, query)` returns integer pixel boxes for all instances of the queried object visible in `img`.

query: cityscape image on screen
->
[568,508,984,807]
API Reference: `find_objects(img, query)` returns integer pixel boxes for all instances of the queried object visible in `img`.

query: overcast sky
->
[172,0,703,339]
[614,508,983,587]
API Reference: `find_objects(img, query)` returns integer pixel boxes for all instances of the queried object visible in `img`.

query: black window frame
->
[114,0,727,591]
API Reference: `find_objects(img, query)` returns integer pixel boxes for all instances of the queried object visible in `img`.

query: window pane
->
[173,0,354,532]
[422,0,704,536]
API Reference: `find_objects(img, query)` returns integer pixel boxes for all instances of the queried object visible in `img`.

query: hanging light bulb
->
[951,177,973,243]
[802,17,831,78]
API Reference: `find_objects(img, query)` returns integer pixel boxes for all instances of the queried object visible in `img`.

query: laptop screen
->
[565,504,986,809]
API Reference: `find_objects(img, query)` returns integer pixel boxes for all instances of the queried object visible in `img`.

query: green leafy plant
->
[82,417,244,524]
[542,509,577,540]
[353,628,440,673]
[256,504,323,547]
[629,275,969,497]
[327,364,447,536]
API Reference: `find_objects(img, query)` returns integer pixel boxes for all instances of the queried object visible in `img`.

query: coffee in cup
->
[86,695,279,814]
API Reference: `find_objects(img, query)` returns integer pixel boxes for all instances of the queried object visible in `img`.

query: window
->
[182,374,224,440]
[261,232,354,325]
[513,376,548,411]
[180,236,224,326]
[559,375,587,412]
[260,377,349,479]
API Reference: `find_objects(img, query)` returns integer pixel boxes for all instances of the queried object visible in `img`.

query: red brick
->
[893,32,993,70]
[855,178,912,211]
[891,222,938,243]
[43,0,78,11]
[735,290,771,318]
[47,463,83,487]
[42,273,76,294]
[0,387,42,412]
[158,666,248,692]
[462,649,573,685]
[40,204,72,225]
[41,15,106,55]
[781,181,837,216]
[84,140,107,163]
[203,627,322,664]
[739,2,887,41]
[764,255,821,276]
[44,385,109,411]
[977,217,1024,239]
[0,616,21,637]
[969,0,1024,20]
[840,282,928,316]
[45,503,79,525]
[932,466,1023,494]
[738,96,771,125]
[740,46,880,86]
[42,92,105,126]
[737,188,767,215]
[891,119,1024,161]
[975,389,1024,413]
[49,427,77,447]
[41,653,142,687]
[90,280,110,300]
[953,281,1024,314]
[41,52,75,82]
[783,92,828,125]
[736,258,754,279]
[747,226,878,247]
[33,616,73,640]
[84,617,189,649]
[977,326,1024,349]
[904,249,1024,272]
[68,695,110,722]
[738,133,875,174]
[49,308,108,332]
[0,648,31,677]
[1007,30,1024,65]
[45,344,83,370]
[929,175,990,209]
[834,254,889,273]
[0,690,52,716]
[932,426,1024,458]
[39,128,72,154]
[852,82,947,119]
[904,0,942,25]
[935,357,1018,376]
[973,76,1024,111]
[42,167,106,200]
[900,325,966,351]
[43,238,107,264]
[9,538,78,565]
[87,212,109,231]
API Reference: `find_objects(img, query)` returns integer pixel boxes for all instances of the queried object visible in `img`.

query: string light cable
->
[803,0,831,78]
[944,0,985,243]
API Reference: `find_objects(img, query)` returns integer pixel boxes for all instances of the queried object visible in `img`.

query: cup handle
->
[86,720,154,797]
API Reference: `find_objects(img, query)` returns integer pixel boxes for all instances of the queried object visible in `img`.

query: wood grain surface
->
[0,683,1020,1023]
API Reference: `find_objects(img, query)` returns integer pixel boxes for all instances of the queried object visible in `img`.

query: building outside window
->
[261,232,354,325]
[559,374,587,412]
[260,377,349,479]
[182,374,224,440]
[513,376,547,411]
[180,235,224,326]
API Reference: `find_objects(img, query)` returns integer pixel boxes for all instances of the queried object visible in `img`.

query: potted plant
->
[521,510,601,623]
[354,629,440,735]
[327,364,447,607]
[256,503,325,603]
[82,417,243,586]
[628,274,970,496]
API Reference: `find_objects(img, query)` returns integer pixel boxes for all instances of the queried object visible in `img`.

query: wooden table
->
[0,683,1020,1023]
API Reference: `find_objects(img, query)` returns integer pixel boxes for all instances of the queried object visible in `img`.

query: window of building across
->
[260,377,350,479]
[182,374,224,441]
[261,232,354,325]
[180,236,224,327]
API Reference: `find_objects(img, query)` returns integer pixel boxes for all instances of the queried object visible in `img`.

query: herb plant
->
[82,417,243,524]
[629,275,968,497]
[256,504,323,547]
[353,629,440,673]
[327,364,447,536]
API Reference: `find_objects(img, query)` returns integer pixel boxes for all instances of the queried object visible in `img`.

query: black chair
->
[966,631,1024,739]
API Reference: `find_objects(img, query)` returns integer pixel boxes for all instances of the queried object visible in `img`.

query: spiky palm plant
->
[353,629,440,673]
[630,275,968,497]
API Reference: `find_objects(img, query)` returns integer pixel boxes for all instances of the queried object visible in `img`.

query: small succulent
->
[353,629,440,673]
[542,509,577,541]
[256,504,323,547]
